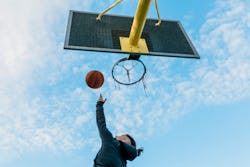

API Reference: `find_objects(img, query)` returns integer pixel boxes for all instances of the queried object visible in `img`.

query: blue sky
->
[1,0,250,167]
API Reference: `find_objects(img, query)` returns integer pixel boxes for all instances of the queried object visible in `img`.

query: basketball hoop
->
[112,56,146,86]
[64,3,200,90]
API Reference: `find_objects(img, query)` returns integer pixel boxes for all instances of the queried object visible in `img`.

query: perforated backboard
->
[64,10,199,59]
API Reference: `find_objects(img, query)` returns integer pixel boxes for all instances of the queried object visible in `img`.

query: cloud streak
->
[197,0,250,104]
[0,0,96,160]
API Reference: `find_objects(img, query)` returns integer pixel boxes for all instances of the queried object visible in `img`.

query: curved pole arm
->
[96,0,123,21]
[154,0,161,26]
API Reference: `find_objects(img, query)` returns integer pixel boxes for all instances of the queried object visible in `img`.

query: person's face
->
[115,135,131,145]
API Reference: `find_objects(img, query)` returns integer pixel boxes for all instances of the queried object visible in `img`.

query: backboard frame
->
[64,10,200,59]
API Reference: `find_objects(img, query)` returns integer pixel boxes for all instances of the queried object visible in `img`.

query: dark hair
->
[126,134,144,156]
[126,134,136,147]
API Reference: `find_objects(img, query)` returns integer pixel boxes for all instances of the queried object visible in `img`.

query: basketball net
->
[112,55,148,95]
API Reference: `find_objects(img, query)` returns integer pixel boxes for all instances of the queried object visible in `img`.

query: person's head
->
[116,134,143,157]
[115,134,136,147]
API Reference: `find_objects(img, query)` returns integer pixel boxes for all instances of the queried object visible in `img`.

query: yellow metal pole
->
[129,0,152,46]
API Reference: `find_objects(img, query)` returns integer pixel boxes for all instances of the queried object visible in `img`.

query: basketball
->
[85,70,104,89]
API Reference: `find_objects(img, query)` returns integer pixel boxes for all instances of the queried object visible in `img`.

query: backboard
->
[64,11,199,59]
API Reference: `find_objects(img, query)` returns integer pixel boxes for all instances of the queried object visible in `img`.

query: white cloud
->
[197,0,250,104]
[0,0,95,160]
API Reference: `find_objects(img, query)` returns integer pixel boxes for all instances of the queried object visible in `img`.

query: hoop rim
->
[111,57,147,85]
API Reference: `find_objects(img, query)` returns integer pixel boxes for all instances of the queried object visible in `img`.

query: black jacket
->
[94,101,137,167]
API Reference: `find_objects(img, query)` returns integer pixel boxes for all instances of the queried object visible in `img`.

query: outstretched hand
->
[98,94,107,103]
[137,147,144,156]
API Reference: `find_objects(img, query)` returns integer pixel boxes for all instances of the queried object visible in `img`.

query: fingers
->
[99,94,103,101]
[103,98,107,103]
[98,94,107,103]
[98,94,102,101]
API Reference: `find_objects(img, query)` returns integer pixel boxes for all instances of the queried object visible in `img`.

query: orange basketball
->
[85,70,104,89]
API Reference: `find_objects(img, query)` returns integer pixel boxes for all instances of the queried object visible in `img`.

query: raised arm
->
[96,94,113,141]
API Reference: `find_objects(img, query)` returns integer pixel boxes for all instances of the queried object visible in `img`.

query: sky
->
[0,0,250,167]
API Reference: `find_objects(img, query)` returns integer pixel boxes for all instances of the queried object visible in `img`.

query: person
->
[94,94,143,167]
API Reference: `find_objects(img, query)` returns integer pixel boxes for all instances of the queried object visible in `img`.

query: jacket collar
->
[119,141,137,161]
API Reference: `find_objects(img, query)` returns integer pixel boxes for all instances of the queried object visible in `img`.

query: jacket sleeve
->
[96,101,113,141]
